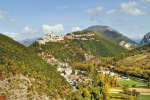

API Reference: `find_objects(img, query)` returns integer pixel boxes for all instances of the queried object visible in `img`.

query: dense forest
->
[0,33,72,99]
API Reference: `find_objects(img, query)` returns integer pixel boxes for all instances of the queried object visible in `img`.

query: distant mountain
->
[18,37,40,47]
[141,32,150,45]
[0,33,71,99]
[86,25,137,48]
[129,38,141,45]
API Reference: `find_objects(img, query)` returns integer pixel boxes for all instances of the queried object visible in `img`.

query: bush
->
[27,94,32,97]
[132,84,136,87]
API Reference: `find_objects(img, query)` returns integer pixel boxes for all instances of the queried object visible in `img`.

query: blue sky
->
[0,0,150,41]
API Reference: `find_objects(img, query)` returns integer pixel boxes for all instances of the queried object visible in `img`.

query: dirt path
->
[129,88,150,92]
[110,88,150,95]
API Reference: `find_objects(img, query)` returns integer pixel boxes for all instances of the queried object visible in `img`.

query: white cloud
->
[85,6,104,14]
[63,5,69,9]
[71,27,82,32]
[3,32,21,39]
[10,19,16,23]
[128,33,145,41]
[0,9,10,22]
[106,9,116,14]
[130,26,144,31]
[42,24,64,34]
[0,9,10,15]
[141,0,150,2]
[22,27,40,34]
[119,1,146,15]
[0,14,5,22]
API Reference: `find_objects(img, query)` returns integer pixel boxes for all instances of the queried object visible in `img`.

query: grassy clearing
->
[138,95,150,100]
[119,80,147,86]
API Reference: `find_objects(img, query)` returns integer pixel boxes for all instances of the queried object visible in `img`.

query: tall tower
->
[51,31,54,38]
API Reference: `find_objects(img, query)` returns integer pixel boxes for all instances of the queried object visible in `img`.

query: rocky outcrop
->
[141,32,150,45]
[119,40,132,48]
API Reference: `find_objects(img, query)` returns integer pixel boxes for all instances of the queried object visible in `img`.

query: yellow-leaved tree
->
[105,83,110,92]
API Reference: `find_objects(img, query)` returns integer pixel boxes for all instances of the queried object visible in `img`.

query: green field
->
[119,80,147,86]
[138,95,150,100]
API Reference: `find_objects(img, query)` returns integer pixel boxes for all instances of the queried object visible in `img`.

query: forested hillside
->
[104,42,150,79]
[0,33,72,99]
[29,30,127,64]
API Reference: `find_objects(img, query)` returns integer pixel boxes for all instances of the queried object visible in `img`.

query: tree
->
[59,91,65,99]
[101,89,109,100]
[132,84,136,87]
[132,89,136,96]
[136,91,140,98]
[82,88,90,98]
[122,85,130,94]
[105,83,110,92]
[63,70,66,75]
[148,77,150,87]
[129,94,134,100]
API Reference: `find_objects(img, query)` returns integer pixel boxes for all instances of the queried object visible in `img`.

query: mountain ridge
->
[86,25,137,48]
[141,32,150,45]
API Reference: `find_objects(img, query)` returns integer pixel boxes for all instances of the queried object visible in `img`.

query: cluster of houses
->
[36,33,64,44]
[67,75,92,85]
[65,32,95,40]
[119,76,130,81]
[57,67,92,85]
[57,64,131,86]
[36,32,95,44]
[98,66,130,81]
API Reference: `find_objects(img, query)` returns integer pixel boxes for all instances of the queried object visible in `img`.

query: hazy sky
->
[0,0,150,41]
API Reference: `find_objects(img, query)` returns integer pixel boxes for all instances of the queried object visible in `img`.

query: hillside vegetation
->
[29,30,127,64]
[0,33,72,99]
[104,42,150,79]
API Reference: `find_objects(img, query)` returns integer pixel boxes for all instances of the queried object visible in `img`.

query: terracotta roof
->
[71,76,78,80]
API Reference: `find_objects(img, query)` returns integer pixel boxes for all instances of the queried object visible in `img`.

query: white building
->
[36,33,64,44]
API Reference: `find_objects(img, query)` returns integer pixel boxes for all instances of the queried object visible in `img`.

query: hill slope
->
[29,30,127,65]
[0,33,71,99]
[86,25,137,48]
[104,42,150,80]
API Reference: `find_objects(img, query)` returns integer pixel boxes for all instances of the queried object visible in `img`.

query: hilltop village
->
[36,32,101,67]
[36,32,133,49]
[36,32,95,44]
